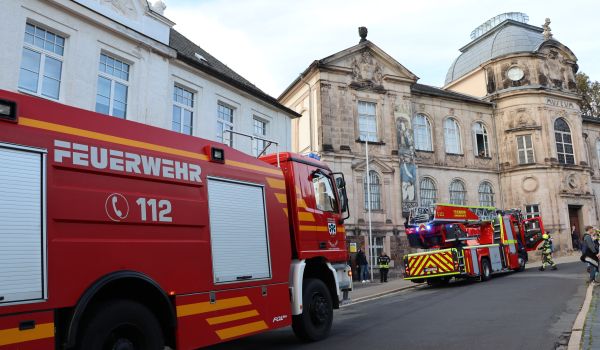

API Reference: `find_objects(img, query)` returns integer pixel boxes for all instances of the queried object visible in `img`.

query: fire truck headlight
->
[426,225,431,231]
[0,98,17,123]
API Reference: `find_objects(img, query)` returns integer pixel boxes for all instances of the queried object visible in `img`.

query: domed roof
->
[445,20,546,85]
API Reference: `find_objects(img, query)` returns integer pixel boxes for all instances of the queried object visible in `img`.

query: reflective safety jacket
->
[539,240,552,255]
[377,255,391,269]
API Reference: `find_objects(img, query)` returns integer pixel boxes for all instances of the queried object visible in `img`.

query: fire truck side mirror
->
[333,172,350,221]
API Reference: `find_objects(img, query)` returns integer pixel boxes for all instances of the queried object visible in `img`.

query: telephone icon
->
[105,193,129,222]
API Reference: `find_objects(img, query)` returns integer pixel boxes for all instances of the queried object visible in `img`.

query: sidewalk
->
[580,284,599,349]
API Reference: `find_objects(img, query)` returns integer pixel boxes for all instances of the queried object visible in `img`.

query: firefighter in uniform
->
[539,233,557,271]
[378,251,391,283]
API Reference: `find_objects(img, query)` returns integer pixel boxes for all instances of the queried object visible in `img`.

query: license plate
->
[424,267,438,273]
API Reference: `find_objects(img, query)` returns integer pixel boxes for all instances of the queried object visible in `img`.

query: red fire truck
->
[403,204,545,285]
[0,90,352,349]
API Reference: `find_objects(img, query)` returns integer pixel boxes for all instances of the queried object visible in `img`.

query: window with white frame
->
[373,236,385,260]
[363,170,381,210]
[95,53,130,119]
[217,103,234,146]
[358,101,377,142]
[473,122,490,157]
[172,85,194,135]
[414,114,433,151]
[525,204,540,219]
[449,179,466,205]
[478,181,494,207]
[444,118,462,154]
[554,118,575,165]
[420,177,437,208]
[516,135,535,164]
[18,23,65,100]
[252,117,268,156]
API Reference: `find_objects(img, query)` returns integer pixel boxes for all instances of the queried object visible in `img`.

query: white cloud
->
[165,0,600,97]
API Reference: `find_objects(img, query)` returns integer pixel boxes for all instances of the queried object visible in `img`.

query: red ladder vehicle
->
[403,204,545,285]
[0,90,352,349]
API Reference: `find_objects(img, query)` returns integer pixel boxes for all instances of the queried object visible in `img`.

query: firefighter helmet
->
[542,233,549,240]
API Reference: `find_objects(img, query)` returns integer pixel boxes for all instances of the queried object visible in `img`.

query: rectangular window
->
[373,236,384,260]
[358,101,377,142]
[517,135,535,164]
[19,23,65,100]
[96,53,130,119]
[252,117,268,156]
[525,204,540,219]
[172,85,194,135]
[217,103,234,146]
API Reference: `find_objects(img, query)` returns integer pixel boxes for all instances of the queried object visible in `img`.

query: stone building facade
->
[280,14,598,268]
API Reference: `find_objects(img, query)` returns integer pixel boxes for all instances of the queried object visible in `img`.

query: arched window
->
[363,170,381,210]
[554,118,574,165]
[413,114,433,151]
[444,118,462,154]
[449,179,466,205]
[420,177,437,208]
[478,181,495,207]
[473,122,490,157]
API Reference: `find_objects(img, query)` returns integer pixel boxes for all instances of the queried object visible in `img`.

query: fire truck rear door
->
[0,144,46,304]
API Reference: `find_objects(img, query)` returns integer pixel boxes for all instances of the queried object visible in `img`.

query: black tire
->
[77,299,164,350]
[410,278,425,284]
[292,278,333,342]
[480,258,492,282]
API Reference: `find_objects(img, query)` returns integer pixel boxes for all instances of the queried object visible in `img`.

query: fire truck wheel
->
[77,299,165,350]
[480,258,492,282]
[292,278,333,342]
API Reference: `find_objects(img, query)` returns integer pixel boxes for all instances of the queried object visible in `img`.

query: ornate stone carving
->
[542,18,553,40]
[522,176,538,192]
[97,0,138,19]
[358,26,368,43]
[351,51,383,85]
[567,173,579,190]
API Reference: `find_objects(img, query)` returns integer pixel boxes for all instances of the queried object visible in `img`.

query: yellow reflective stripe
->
[505,239,518,244]
[275,193,287,204]
[20,117,284,177]
[215,320,269,340]
[20,117,208,161]
[266,177,286,189]
[404,272,461,280]
[225,159,282,176]
[0,322,54,346]
[407,248,454,257]
[177,296,251,317]
[299,225,329,232]
[206,310,260,325]
[297,199,308,209]
[298,212,315,222]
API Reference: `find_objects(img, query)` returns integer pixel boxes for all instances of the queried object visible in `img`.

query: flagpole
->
[365,135,374,282]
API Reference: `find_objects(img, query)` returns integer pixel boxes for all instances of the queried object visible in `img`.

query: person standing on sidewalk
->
[377,251,391,283]
[580,226,599,283]
[538,233,557,271]
[356,248,369,283]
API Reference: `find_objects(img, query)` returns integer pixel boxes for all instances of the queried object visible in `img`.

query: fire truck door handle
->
[0,296,4,301]
[236,275,252,280]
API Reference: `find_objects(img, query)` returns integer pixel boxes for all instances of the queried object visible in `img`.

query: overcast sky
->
[164,0,598,98]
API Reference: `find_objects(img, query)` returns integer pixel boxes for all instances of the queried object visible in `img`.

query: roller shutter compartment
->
[0,144,46,304]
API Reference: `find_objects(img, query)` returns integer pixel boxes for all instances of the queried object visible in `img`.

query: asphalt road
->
[205,261,588,350]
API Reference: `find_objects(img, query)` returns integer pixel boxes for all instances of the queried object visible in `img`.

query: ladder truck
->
[403,204,545,286]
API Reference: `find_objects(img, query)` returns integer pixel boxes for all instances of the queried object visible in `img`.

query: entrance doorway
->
[568,205,582,250]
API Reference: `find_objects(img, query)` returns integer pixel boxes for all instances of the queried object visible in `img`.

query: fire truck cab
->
[403,204,545,285]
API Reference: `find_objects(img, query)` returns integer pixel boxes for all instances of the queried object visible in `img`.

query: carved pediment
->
[95,0,140,19]
[352,157,396,174]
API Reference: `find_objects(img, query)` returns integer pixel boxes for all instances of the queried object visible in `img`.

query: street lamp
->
[365,133,374,282]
